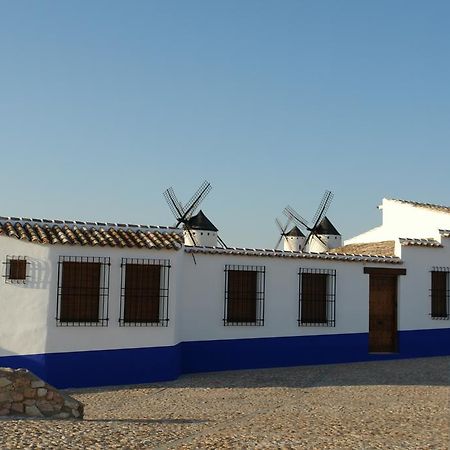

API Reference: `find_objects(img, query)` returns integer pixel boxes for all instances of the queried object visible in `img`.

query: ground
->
[0,357,448,449]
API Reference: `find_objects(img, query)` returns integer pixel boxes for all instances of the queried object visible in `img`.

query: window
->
[298,268,336,326]
[119,258,170,326]
[224,265,265,326]
[56,256,110,326]
[4,256,28,283]
[430,268,449,319]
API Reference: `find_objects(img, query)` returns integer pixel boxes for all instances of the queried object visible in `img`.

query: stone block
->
[23,399,36,406]
[11,392,24,402]
[23,388,36,399]
[31,380,45,389]
[37,388,47,397]
[64,398,80,410]
[0,392,12,402]
[0,378,12,388]
[25,405,43,417]
[11,402,24,414]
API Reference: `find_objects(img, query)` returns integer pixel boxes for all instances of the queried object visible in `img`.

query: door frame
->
[364,267,406,353]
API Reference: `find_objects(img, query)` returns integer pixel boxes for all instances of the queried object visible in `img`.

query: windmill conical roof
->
[185,210,218,232]
[286,226,305,237]
[315,217,340,235]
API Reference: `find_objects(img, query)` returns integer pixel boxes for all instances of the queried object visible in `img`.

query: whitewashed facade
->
[0,198,449,388]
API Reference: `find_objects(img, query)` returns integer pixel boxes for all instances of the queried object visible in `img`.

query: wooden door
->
[368,274,398,352]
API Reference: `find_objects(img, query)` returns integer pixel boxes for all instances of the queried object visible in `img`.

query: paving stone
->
[0,357,447,449]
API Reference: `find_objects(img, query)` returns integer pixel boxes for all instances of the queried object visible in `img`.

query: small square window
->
[4,257,28,283]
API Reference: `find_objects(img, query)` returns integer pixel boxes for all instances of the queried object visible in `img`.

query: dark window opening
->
[57,256,110,326]
[120,258,170,326]
[430,269,449,319]
[4,257,28,283]
[224,265,265,326]
[299,268,336,326]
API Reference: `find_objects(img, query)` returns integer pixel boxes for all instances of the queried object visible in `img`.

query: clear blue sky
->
[1,1,449,247]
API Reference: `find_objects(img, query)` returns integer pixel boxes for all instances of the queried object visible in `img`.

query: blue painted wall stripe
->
[1,328,449,388]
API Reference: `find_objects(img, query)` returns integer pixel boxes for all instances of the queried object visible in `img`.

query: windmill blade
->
[183,180,212,219]
[311,190,334,231]
[217,235,228,249]
[167,187,186,217]
[275,235,283,250]
[275,218,285,233]
[283,205,309,230]
[184,225,198,264]
[304,230,328,251]
[163,187,185,223]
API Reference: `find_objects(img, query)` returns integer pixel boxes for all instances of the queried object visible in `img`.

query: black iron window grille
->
[56,256,110,326]
[119,258,170,327]
[298,268,336,327]
[224,265,265,326]
[430,267,449,319]
[3,256,29,284]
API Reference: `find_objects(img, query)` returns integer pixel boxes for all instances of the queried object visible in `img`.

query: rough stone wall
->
[0,367,84,419]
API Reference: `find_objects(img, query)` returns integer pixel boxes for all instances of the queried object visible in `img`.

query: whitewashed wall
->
[179,252,379,342]
[1,232,449,360]
[346,199,450,245]
[0,236,182,357]
[397,238,450,331]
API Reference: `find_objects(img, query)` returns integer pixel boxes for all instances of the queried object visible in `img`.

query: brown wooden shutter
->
[227,270,257,323]
[301,273,327,324]
[60,262,101,322]
[9,259,27,280]
[431,271,447,318]
[124,264,161,323]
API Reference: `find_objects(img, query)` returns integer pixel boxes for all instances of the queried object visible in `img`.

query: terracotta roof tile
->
[389,198,450,214]
[329,241,396,257]
[0,219,182,251]
[399,238,442,247]
[186,246,402,264]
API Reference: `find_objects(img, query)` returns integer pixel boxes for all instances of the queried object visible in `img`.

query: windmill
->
[163,181,227,260]
[283,190,335,252]
[274,217,291,250]
[275,217,305,251]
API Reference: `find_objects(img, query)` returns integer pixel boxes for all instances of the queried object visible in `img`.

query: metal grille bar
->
[119,258,170,327]
[56,256,110,327]
[298,268,336,327]
[430,268,449,319]
[224,265,265,326]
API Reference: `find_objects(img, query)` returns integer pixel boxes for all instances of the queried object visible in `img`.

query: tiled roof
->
[399,238,442,248]
[389,198,450,214]
[185,246,402,264]
[330,241,396,257]
[0,217,183,250]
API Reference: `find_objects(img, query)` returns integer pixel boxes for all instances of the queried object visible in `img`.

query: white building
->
[0,198,448,388]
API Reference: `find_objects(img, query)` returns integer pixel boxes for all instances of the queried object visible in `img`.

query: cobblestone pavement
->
[0,356,448,449]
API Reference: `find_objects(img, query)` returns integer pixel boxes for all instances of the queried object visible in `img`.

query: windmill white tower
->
[274,218,306,252]
[283,190,340,253]
[307,217,341,252]
[183,210,219,247]
[284,226,306,251]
